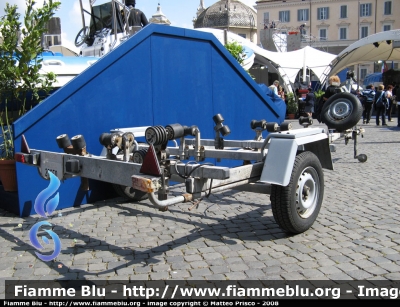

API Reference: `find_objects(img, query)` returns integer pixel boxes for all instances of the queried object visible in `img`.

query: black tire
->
[75,26,89,47]
[112,184,148,201]
[270,151,324,234]
[321,92,362,131]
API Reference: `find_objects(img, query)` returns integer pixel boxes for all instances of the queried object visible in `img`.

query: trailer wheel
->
[270,151,324,234]
[112,184,148,202]
[321,92,362,131]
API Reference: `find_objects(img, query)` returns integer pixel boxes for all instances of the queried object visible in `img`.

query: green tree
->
[224,40,253,78]
[224,41,245,65]
[0,0,60,159]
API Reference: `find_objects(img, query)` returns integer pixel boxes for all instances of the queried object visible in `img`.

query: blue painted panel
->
[10,24,285,217]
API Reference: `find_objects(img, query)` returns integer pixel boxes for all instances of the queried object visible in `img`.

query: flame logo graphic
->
[34,171,60,217]
[29,171,62,261]
[29,221,62,261]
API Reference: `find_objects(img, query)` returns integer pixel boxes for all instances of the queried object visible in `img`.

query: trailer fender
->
[260,131,333,186]
[260,138,298,186]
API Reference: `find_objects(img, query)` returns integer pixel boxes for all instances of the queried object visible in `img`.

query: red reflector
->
[21,134,31,154]
[15,153,26,163]
[140,144,162,176]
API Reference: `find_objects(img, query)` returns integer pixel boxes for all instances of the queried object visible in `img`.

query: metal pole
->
[309,0,311,44]
[227,0,230,33]
[79,0,85,28]
[357,0,360,88]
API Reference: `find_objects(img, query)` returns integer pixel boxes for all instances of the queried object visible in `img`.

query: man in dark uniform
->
[126,0,148,28]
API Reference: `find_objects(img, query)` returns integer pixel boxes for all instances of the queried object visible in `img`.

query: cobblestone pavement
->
[1,119,400,296]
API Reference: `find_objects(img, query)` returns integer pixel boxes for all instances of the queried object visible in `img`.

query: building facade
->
[255,0,400,84]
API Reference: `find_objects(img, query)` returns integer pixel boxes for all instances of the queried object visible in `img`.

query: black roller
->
[122,132,134,143]
[213,114,224,124]
[250,119,267,130]
[145,126,158,145]
[299,116,313,125]
[183,125,198,137]
[154,125,168,145]
[99,133,120,147]
[133,148,148,163]
[166,123,184,140]
[266,122,279,132]
[280,122,293,131]
[221,125,231,137]
[56,134,71,149]
[145,126,168,145]
[71,135,86,150]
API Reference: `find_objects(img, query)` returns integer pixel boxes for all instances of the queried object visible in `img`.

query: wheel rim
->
[296,167,319,219]
[327,100,352,121]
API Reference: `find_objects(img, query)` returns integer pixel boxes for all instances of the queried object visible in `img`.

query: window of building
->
[340,5,347,18]
[317,7,329,20]
[383,25,391,31]
[360,3,372,17]
[263,12,270,28]
[298,9,309,21]
[339,27,347,40]
[361,26,368,39]
[319,29,327,40]
[394,63,399,70]
[384,1,392,15]
[238,34,246,39]
[279,10,290,23]
[360,68,367,80]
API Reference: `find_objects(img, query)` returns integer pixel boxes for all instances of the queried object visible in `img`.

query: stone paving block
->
[377,262,400,273]
[224,272,247,280]
[189,268,212,277]
[300,268,325,279]
[230,263,250,272]
[345,270,373,279]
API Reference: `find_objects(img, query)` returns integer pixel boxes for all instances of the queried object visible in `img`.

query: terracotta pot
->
[287,113,295,119]
[0,160,18,192]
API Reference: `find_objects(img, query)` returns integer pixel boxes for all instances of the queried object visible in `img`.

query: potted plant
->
[286,92,297,119]
[0,106,17,191]
[0,1,60,191]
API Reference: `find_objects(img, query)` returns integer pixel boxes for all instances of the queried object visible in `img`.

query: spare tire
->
[321,92,362,131]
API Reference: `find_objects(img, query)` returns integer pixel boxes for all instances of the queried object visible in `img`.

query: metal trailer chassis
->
[16,116,333,234]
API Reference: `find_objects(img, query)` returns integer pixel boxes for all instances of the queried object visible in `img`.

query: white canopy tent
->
[196,28,336,91]
[328,29,400,79]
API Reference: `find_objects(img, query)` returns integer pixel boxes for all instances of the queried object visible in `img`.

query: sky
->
[1,0,257,54]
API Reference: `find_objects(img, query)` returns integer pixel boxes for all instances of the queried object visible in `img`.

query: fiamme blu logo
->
[28,171,62,261]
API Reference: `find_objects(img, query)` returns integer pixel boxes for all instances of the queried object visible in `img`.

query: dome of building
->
[194,0,256,30]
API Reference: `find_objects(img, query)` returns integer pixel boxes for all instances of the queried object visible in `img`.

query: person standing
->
[304,87,315,117]
[360,84,375,124]
[397,85,400,127]
[385,85,394,122]
[374,84,387,126]
[269,80,279,95]
[126,0,149,28]
[277,85,285,100]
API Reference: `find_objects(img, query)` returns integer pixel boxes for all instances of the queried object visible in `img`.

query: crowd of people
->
[358,83,400,127]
